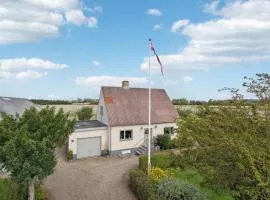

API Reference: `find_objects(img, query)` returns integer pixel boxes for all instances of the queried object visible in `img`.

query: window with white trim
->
[120,130,133,141]
[164,127,174,135]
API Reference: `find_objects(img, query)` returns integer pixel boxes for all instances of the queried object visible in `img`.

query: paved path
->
[44,148,137,200]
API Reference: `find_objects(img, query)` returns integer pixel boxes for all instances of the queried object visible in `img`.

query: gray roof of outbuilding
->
[75,120,107,129]
[0,97,34,116]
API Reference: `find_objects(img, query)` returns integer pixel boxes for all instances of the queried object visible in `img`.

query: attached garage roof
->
[75,120,107,129]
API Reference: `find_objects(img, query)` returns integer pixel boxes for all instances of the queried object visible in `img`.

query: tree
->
[0,106,75,200]
[175,73,270,199]
[76,107,93,120]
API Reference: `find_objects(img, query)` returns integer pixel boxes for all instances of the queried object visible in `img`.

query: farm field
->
[39,104,198,114]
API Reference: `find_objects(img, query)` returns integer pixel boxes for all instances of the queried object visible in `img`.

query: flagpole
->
[147,38,152,175]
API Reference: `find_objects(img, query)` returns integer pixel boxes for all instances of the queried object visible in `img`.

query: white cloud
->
[153,24,162,30]
[183,76,193,82]
[74,76,148,88]
[91,6,103,13]
[0,58,68,71]
[0,58,67,80]
[47,94,61,100]
[87,17,98,27]
[171,19,189,32]
[146,9,162,16]
[15,70,47,79]
[65,9,86,25]
[0,0,99,44]
[92,60,101,67]
[141,0,270,72]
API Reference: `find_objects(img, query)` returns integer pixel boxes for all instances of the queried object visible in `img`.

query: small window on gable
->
[120,130,133,141]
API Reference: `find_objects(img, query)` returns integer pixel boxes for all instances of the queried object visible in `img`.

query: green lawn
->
[165,168,234,200]
[0,178,7,199]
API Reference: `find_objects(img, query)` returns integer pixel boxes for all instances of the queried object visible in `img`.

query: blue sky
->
[0,0,269,100]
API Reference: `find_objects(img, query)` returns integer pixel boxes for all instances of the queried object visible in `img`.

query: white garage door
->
[77,137,101,159]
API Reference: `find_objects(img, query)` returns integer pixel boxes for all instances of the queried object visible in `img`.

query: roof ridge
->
[101,86,165,90]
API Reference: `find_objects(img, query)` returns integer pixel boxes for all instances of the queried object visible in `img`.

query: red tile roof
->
[102,87,178,126]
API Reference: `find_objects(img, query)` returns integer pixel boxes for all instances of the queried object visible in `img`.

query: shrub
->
[2,179,24,200]
[35,184,48,200]
[151,167,167,182]
[157,178,208,200]
[139,152,173,171]
[67,150,73,161]
[76,107,93,120]
[128,169,157,200]
[155,134,172,150]
[171,155,189,169]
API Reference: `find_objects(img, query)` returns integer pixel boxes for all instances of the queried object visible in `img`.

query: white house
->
[68,81,178,159]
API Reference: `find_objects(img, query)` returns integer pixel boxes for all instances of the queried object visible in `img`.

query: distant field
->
[40,104,98,113]
[39,104,200,116]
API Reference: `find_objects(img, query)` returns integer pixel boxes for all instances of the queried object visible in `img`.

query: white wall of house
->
[110,122,177,152]
[96,90,109,125]
[68,127,108,155]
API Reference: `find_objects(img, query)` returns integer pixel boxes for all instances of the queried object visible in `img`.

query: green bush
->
[67,150,73,161]
[76,107,93,120]
[2,179,24,200]
[35,184,48,200]
[128,169,157,200]
[157,178,208,200]
[139,152,173,171]
[155,134,172,150]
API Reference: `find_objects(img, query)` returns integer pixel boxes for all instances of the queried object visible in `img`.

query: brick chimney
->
[122,80,129,89]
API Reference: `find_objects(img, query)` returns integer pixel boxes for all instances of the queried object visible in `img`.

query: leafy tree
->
[76,107,93,120]
[0,106,75,200]
[175,73,270,199]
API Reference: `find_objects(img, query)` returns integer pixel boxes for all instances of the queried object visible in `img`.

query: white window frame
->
[120,130,133,141]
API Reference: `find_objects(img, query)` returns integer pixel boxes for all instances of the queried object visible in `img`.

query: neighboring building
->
[68,81,178,159]
[0,96,34,116]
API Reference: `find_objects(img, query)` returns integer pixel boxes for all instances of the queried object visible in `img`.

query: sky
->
[0,0,269,100]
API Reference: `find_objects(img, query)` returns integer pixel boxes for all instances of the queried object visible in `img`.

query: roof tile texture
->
[102,87,178,126]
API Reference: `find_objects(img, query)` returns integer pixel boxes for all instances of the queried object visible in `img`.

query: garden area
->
[129,74,270,200]
[129,152,233,200]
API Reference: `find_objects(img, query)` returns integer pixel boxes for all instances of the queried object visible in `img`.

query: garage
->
[68,120,108,160]
[77,137,101,159]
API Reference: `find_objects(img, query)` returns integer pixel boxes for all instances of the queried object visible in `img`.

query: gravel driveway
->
[44,148,137,200]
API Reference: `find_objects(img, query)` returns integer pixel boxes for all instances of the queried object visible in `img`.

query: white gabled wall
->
[110,122,177,151]
[68,127,108,155]
[96,90,109,125]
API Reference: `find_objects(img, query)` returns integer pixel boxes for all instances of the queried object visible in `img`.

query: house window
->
[144,128,153,135]
[120,130,133,141]
[164,127,174,135]
[100,105,103,116]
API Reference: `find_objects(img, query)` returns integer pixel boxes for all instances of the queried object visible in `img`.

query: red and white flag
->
[149,39,164,76]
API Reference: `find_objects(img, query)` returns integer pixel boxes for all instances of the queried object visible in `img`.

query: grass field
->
[0,179,6,199]
[166,168,234,200]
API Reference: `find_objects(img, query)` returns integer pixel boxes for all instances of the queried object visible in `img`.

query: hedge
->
[155,134,172,150]
[128,169,157,200]
[139,152,174,171]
